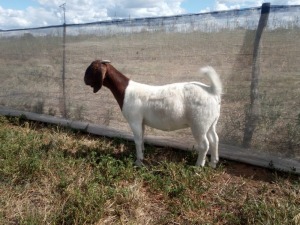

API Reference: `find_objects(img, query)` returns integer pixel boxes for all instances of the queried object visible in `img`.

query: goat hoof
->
[209,162,217,169]
[134,159,144,167]
[195,163,205,167]
[195,160,206,167]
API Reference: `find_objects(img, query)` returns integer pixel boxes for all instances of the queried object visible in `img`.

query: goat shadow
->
[62,133,292,184]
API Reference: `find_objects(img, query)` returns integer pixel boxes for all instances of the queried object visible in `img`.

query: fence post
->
[61,22,67,118]
[243,3,271,148]
[59,1,67,118]
[59,3,67,118]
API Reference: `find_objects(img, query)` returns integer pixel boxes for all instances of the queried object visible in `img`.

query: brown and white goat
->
[84,60,222,167]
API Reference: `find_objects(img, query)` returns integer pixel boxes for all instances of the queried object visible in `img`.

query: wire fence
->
[0,4,299,167]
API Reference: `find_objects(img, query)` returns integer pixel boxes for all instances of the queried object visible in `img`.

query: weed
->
[103,108,113,126]
[238,194,298,225]
[72,105,85,121]
[48,107,57,116]
[55,183,106,225]
[32,100,45,114]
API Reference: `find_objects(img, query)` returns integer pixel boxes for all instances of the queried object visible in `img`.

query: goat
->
[84,60,222,168]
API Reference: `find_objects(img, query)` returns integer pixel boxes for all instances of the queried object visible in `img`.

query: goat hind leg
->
[207,122,219,168]
[194,134,210,167]
[141,123,145,154]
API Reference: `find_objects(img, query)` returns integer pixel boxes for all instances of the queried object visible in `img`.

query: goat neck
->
[103,64,129,110]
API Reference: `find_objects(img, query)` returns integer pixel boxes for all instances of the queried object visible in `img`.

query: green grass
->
[0,115,299,224]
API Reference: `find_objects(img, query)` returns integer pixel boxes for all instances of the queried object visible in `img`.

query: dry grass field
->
[0,27,299,159]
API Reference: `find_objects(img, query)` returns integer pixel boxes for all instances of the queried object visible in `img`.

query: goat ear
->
[100,63,107,80]
[101,59,111,63]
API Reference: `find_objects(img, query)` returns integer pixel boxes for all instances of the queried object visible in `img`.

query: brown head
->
[84,60,110,93]
[84,59,130,109]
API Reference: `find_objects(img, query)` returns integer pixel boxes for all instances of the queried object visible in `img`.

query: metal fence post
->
[60,3,67,118]
[243,3,271,148]
[62,23,67,118]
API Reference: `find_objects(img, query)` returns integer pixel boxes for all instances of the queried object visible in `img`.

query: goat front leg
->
[130,122,144,166]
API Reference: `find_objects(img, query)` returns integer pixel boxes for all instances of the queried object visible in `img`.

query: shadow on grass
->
[62,135,197,166]
[61,132,293,184]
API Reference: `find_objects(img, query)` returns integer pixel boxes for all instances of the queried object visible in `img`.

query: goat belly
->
[143,116,189,131]
[142,98,188,131]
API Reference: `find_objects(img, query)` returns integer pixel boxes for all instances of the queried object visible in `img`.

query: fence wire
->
[0,5,299,160]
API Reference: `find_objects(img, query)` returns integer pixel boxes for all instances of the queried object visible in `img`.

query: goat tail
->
[200,66,222,96]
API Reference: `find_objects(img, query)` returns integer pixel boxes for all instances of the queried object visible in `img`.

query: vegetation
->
[0,115,299,224]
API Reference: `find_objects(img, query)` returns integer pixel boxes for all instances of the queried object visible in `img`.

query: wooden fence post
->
[243,3,271,148]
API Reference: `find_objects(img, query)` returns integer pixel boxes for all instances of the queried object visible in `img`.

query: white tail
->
[200,66,222,97]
